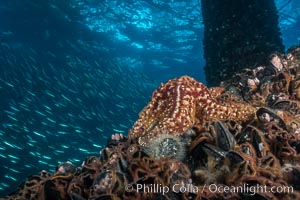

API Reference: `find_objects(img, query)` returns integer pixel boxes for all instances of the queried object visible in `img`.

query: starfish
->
[129,76,256,146]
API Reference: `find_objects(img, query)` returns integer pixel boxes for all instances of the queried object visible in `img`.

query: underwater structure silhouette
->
[202,0,285,86]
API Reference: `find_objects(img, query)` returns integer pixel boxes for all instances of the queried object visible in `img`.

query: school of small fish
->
[0,40,157,196]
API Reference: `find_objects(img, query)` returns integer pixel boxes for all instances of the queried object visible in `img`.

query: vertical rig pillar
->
[202,0,284,86]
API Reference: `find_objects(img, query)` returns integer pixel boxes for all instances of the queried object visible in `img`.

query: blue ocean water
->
[0,0,299,196]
